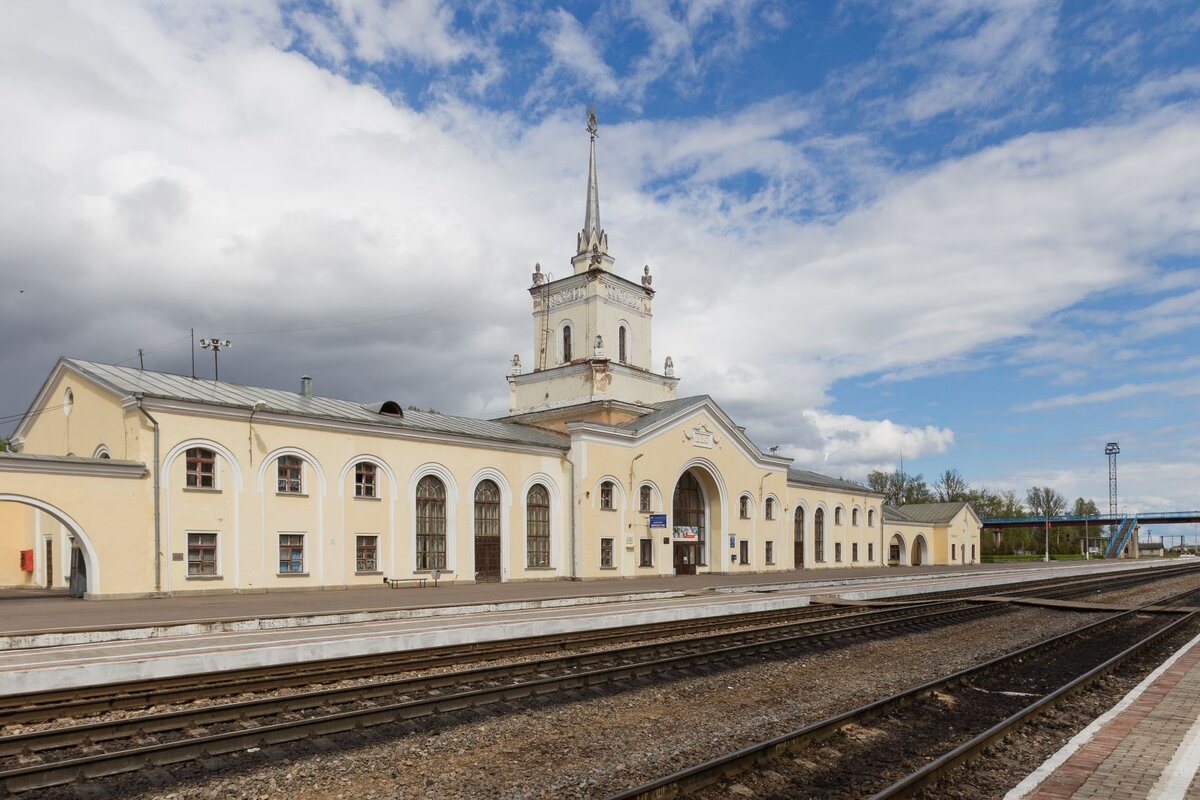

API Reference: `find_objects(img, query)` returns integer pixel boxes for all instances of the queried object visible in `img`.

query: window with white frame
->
[187,532,217,576]
[852,508,859,526]
[765,540,774,564]
[639,538,653,567]
[739,539,749,565]
[834,506,843,525]
[354,462,377,498]
[868,542,874,561]
[852,542,859,562]
[278,533,305,573]
[277,456,302,494]
[739,495,749,519]
[356,535,378,572]
[868,508,876,527]
[600,537,614,567]
[765,498,775,520]
[639,485,652,513]
[416,475,447,570]
[835,542,843,562]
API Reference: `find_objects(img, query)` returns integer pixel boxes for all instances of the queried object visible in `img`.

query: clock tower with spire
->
[504,108,678,431]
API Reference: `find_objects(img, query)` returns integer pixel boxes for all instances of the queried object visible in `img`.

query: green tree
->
[934,469,971,502]
[866,469,933,506]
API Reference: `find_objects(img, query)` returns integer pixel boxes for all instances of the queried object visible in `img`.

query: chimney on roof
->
[300,376,312,398]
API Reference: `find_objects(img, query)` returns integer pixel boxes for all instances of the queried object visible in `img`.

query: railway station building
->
[0,122,981,598]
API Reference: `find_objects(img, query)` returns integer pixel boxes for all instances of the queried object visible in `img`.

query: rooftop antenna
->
[199,338,232,381]
[137,348,145,370]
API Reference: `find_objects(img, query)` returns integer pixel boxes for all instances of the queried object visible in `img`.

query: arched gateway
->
[671,471,706,575]
[0,495,100,597]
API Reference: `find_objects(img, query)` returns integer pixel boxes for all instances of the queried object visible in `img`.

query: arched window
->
[354,462,377,498]
[794,506,805,569]
[640,484,652,513]
[474,480,500,537]
[739,496,749,519]
[618,326,627,363]
[186,447,216,489]
[563,325,572,362]
[814,508,825,562]
[416,476,447,570]
[527,484,550,568]
[600,480,615,510]
[834,506,843,525]
[765,498,775,520]
[852,507,859,526]
[868,508,876,527]
[277,455,302,493]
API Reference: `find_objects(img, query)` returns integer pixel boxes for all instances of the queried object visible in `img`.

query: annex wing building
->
[0,120,981,598]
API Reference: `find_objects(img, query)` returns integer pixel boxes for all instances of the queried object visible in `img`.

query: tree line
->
[866,468,1103,556]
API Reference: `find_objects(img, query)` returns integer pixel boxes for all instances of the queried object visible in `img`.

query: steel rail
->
[601,582,1200,800]
[4,562,1191,727]
[0,600,1002,793]
[869,609,1200,798]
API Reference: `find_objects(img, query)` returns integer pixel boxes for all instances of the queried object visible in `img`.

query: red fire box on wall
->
[19,549,34,573]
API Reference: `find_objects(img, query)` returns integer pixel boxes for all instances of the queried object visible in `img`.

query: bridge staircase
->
[1105,517,1138,558]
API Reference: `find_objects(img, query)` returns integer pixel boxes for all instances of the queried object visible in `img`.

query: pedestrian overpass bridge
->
[980,510,1200,558]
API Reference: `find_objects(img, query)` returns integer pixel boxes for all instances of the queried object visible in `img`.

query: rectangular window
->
[852,542,859,562]
[600,482,614,510]
[639,538,653,567]
[952,543,957,561]
[890,544,901,562]
[187,532,217,576]
[185,448,215,489]
[640,486,652,513]
[765,541,774,565]
[835,542,843,563]
[356,535,378,573]
[355,463,377,498]
[278,533,305,573]
[739,539,749,565]
[601,537,614,568]
[277,456,302,494]
[971,544,976,561]
[739,496,749,519]
[868,543,874,562]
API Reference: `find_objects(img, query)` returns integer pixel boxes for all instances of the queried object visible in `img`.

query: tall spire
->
[577,105,608,258]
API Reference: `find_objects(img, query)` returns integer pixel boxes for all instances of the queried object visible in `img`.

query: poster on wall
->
[672,526,699,541]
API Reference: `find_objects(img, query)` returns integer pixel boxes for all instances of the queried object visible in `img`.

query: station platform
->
[0,559,1174,696]
[1008,629,1200,800]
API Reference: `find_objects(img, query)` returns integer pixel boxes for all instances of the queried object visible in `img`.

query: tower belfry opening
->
[503,108,678,430]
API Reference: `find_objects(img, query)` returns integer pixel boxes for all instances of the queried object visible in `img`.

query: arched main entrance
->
[671,471,706,575]
[0,495,99,597]
[888,533,905,566]
[793,506,805,569]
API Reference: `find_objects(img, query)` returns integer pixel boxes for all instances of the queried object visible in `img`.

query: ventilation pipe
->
[134,395,162,595]
[300,376,312,398]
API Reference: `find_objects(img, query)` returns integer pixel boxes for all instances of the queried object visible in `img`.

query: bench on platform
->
[383,577,427,589]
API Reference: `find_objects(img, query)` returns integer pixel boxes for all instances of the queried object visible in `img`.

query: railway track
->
[2,564,1194,795]
[603,581,1200,799]
[3,562,1187,727]
[0,599,1010,793]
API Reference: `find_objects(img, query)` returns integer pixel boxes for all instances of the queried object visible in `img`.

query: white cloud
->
[536,9,620,98]
[1015,376,1200,412]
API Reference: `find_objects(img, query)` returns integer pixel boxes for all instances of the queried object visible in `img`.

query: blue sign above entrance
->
[649,514,667,528]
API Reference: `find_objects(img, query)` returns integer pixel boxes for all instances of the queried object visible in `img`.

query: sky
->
[1,1,1198,538]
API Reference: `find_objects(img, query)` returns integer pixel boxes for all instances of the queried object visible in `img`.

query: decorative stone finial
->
[594,335,605,358]
[532,262,544,286]
[589,244,602,270]
[641,265,652,287]
[664,356,674,377]
[511,354,522,376]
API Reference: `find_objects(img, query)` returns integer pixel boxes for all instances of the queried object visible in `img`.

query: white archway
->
[0,495,101,595]
[911,534,930,566]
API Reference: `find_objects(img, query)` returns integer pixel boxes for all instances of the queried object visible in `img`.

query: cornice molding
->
[0,453,146,479]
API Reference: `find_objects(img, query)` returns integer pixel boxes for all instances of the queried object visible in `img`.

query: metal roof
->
[787,468,876,494]
[614,396,712,434]
[884,502,970,524]
[63,359,569,451]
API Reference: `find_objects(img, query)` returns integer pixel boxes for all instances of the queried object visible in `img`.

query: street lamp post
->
[199,338,232,381]
[1044,515,1050,563]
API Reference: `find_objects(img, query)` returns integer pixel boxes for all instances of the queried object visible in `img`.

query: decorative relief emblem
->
[605,284,642,310]
[683,425,716,449]
[548,286,585,308]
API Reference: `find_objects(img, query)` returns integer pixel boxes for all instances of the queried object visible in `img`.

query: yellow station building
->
[0,122,981,598]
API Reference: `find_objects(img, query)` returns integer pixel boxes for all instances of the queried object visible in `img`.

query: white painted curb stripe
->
[1147,704,1200,799]
[1005,630,1200,800]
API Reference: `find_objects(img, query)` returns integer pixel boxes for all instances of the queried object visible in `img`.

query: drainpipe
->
[135,395,162,595]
